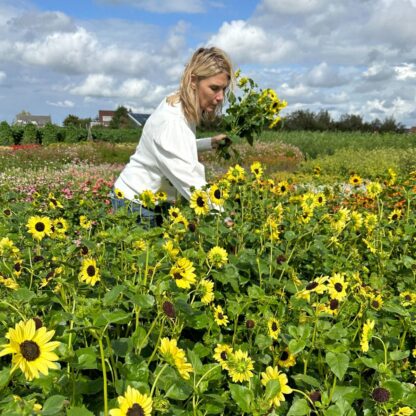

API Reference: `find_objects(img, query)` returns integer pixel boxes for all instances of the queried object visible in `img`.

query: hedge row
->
[0,122,142,146]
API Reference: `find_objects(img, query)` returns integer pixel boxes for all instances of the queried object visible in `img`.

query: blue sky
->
[1,0,415,126]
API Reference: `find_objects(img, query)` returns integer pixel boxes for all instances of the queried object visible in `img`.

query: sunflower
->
[163,239,179,258]
[79,215,93,230]
[168,207,182,220]
[156,191,167,202]
[366,181,383,198]
[209,184,228,206]
[393,407,414,416]
[132,239,147,251]
[3,208,12,217]
[227,349,254,383]
[79,258,100,286]
[214,344,233,370]
[351,211,363,230]
[114,188,125,199]
[0,237,20,258]
[261,366,293,407]
[199,279,215,304]
[207,246,228,268]
[169,257,196,289]
[360,319,375,352]
[159,338,193,380]
[250,162,263,179]
[267,317,280,340]
[48,193,63,209]
[0,275,19,290]
[278,348,296,368]
[349,174,362,187]
[388,209,402,222]
[226,164,246,183]
[26,216,52,241]
[109,385,152,416]
[13,260,23,277]
[53,218,69,235]
[273,180,290,196]
[138,189,156,209]
[328,273,348,301]
[0,319,59,381]
[314,193,326,206]
[213,305,229,326]
[190,190,209,215]
[269,116,282,129]
[369,294,383,311]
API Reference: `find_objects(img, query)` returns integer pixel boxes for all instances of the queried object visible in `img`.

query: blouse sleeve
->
[196,137,212,152]
[154,118,207,200]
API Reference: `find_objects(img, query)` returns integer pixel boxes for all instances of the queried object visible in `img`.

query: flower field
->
[0,142,415,416]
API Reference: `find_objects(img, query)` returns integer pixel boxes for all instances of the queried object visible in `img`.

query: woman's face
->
[193,72,229,113]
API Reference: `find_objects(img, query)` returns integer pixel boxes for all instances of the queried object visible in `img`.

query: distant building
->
[128,112,151,127]
[14,112,52,127]
[98,110,115,127]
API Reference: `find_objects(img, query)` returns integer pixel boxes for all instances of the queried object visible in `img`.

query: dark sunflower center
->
[4,209,11,216]
[20,340,40,361]
[56,222,64,229]
[173,272,182,280]
[218,313,224,319]
[391,214,398,220]
[371,300,379,308]
[329,299,339,310]
[334,283,343,292]
[14,263,22,272]
[81,246,89,255]
[404,295,411,301]
[318,197,323,203]
[220,351,227,360]
[172,211,178,217]
[254,169,259,174]
[271,322,278,331]
[306,281,318,290]
[86,265,96,277]
[281,186,286,192]
[35,222,45,232]
[214,189,221,199]
[280,351,289,361]
[50,198,57,206]
[196,197,205,207]
[126,403,145,416]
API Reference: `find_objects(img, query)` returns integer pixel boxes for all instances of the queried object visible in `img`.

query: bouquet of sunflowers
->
[218,70,287,160]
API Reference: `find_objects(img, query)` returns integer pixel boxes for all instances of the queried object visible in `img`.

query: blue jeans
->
[110,196,170,228]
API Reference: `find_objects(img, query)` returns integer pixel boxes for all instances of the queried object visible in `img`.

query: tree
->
[22,123,40,144]
[109,106,135,129]
[63,114,92,128]
[0,121,13,145]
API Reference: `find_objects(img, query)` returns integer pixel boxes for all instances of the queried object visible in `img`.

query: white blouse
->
[114,97,212,203]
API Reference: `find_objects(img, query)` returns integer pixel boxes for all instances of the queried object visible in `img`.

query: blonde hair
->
[167,46,234,126]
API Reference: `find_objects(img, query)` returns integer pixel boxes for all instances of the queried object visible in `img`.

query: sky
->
[0,0,415,127]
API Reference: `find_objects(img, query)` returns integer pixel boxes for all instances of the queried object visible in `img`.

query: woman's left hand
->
[211,134,229,149]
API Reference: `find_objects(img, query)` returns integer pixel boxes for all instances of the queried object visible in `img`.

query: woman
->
[111,46,234,227]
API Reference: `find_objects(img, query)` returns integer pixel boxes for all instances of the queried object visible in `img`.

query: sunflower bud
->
[162,301,176,319]
[372,387,390,403]
[32,317,43,330]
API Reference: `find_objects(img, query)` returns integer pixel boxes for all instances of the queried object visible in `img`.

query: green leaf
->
[264,379,280,402]
[325,352,349,380]
[287,398,310,415]
[12,288,35,303]
[41,395,66,416]
[292,374,321,388]
[383,379,404,401]
[360,357,379,370]
[389,350,409,361]
[128,293,155,309]
[255,334,273,350]
[103,284,125,306]
[229,383,253,413]
[67,406,94,416]
[188,349,203,374]
[289,339,307,355]
[0,368,10,388]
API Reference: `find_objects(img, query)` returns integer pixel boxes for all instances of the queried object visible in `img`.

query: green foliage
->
[21,123,40,144]
[63,114,91,128]
[109,106,136,129]
[0,121,13,145]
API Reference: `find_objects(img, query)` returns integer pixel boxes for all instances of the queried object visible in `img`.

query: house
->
[98,110,115,127]
[128,112,151,127]
[14,112,52,127]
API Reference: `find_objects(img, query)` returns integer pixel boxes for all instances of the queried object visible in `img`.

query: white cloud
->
[0,71,6,83]
[46,100,75,108]
[96,0,206,13]
[257,0,329,15]
[70,74,115,97]
[304,62,348,88]
[395,63,416,80]
[208,20,295,64]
